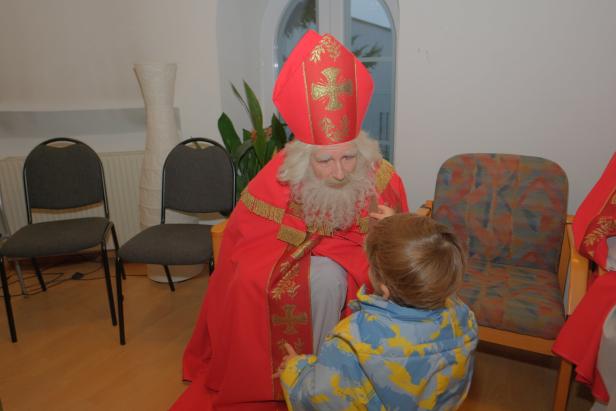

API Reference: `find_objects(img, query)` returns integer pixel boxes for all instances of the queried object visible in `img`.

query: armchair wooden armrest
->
[559,215,590,315]
[211,220,228,266]
[415,200,433,217]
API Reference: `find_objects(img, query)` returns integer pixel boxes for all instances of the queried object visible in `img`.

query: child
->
[278,214,478,410]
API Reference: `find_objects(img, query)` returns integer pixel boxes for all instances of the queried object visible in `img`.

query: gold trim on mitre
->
[311,67,353,112]
[240,191,285,224]
[302,62,316,143]
[320,116,350,143]
[309,35,341,63]
[375,160,395,194]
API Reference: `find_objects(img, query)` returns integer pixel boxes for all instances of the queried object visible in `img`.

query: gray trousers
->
[309,256,348,353]
[591,305,616,411]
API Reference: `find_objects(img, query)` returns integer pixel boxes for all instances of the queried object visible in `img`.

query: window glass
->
[350,0,395,160]
[276,0,317,70]
[360,60,393,157]
[350,0,393,58]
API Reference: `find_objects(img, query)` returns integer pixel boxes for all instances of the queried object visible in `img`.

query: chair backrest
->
[432,153,568,272]
[161,138,236,220]
[0,184,11,239]
[23,138,108,223]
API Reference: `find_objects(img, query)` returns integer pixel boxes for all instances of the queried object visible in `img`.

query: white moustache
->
[324,177,350,188]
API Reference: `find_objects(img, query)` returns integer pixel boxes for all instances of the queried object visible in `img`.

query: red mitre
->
[573,152,616,270]
[272,30,374,145]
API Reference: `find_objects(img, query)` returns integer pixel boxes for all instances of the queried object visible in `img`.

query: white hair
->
[278,131,383,230]
[278,131,382,186]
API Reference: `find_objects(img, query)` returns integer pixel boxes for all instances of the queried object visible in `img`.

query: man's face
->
[309,142,358,188]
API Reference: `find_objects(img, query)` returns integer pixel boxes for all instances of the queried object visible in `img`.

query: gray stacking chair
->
[0,138,120,343]
[0,185,27,296]
[115,137,235,345]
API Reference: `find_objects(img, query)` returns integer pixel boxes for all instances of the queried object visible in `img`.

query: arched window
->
[273,0,397,160]
[275,0,317,68]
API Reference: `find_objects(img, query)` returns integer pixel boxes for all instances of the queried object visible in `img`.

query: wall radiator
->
[0,151,144,246]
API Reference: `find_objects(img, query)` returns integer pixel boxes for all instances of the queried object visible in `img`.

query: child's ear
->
[379,284,391,300]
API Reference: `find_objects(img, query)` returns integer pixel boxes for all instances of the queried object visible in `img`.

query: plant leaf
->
[264,138,276,162]
[242,129,252,142]
[244,81,263,133]
[239,150,257,182]
[235,139,254,164]
[236,173,248,197]
[248,152,259,178]
[217,113,241,154]
[271,114,287,150]
[231,82,249,118]
[253,129,267,166]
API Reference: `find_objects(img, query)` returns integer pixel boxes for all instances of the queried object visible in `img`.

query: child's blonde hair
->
[365,214,465,309]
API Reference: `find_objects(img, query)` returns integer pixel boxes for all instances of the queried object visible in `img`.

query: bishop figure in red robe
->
[171,30,409,410]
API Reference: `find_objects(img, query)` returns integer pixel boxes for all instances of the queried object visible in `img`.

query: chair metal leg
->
[31,257,46,291]
[209,256,215,275]
[110,225,125,280]
[116,257,126,345]
[14,260,27,296]
[1,256,17,342]
[553,359,573,411]
[163,265,176,292]
[101,245,117,326]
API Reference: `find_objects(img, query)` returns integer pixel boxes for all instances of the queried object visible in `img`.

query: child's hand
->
[273,343,298,378]
[369,205,396,220]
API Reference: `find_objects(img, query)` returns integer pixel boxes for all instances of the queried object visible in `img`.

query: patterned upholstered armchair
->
[419,153,589,411]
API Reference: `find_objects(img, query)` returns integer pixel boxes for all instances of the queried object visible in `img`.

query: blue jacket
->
[280,287,478,410]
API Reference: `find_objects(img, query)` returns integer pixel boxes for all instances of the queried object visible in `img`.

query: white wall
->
[217,0,616,213]
[1,0,614,213]
[216,0,270,134]
[395,1,616,212]
[0,0,221,156]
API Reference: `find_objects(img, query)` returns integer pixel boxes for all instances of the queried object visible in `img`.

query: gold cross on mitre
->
[311,67,353,111]
[272,304,307,335]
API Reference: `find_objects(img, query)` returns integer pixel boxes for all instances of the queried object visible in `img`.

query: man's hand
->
[369,204,395,220]
[273,343,299,378]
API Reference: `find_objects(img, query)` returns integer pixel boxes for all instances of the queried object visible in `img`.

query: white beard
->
[294,160,375,231]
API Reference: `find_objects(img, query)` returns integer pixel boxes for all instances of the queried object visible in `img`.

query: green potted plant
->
[218,81,291,197]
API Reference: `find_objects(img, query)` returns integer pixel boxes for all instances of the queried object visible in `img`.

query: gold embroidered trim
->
[583,216,616,247]
[375,160,395,194]
[240,191,285,224]
[358,216,370,233]
[311,67,353,111]
[277,225,306,246]
[291,236,320,260]
[272,304,308,335]
[288,201,303,218]
[307,213,369,236]
[309,35,341,63]
[320,115,349,143]
[308,222,335,237]
[302,62,316,142]
[271,264,301,301]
